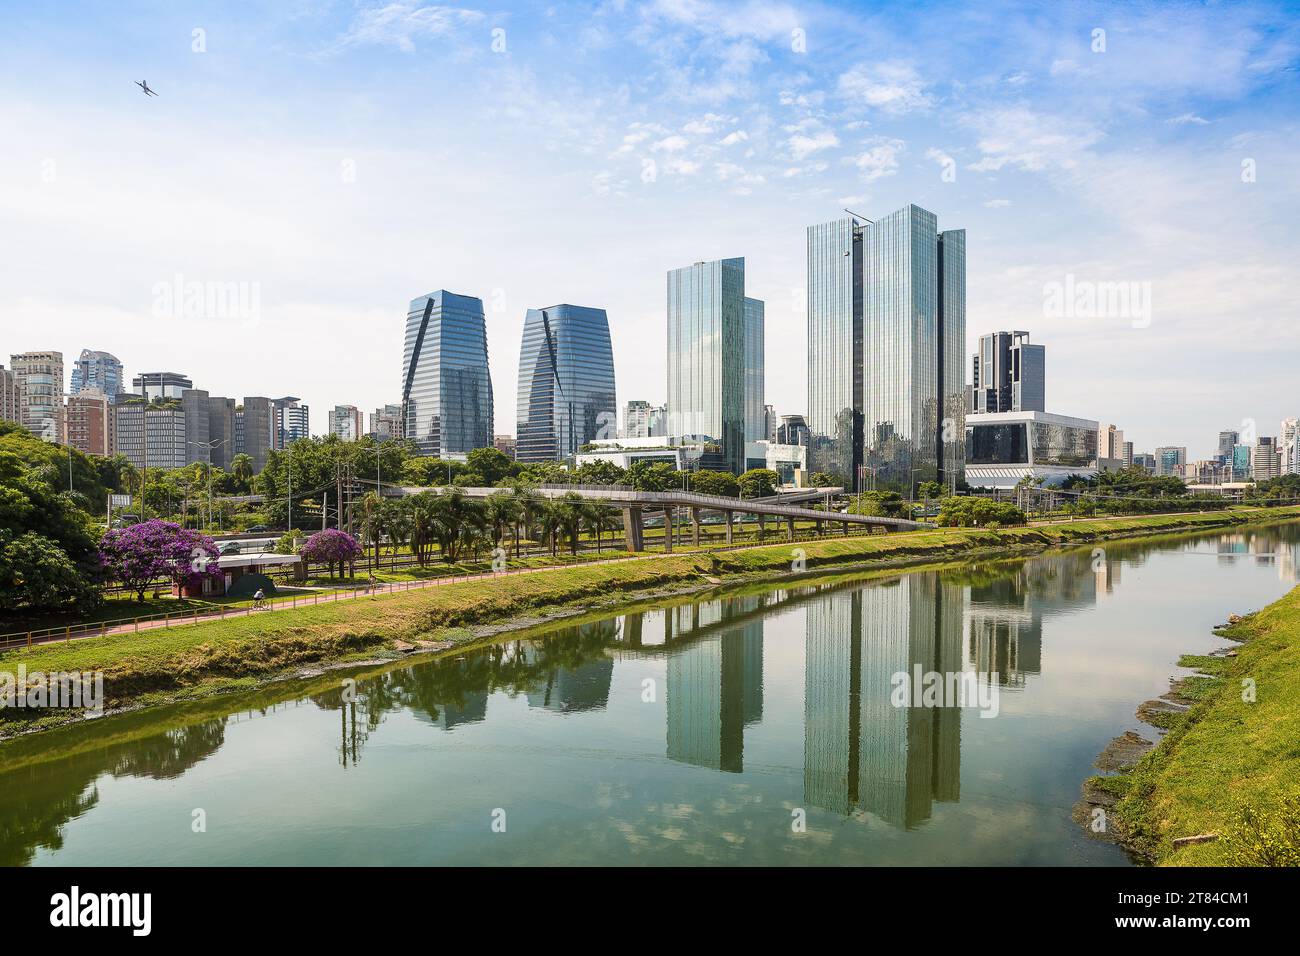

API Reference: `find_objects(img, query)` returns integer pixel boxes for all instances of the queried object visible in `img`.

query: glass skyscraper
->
[806,204,965,492]
[515,304,617,462]
[743,296,765,442]
[402,291,494,458]
[667,257,762,474]
[69,349,124,399]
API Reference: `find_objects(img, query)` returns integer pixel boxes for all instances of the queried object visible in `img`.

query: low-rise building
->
[965,410,1100,490]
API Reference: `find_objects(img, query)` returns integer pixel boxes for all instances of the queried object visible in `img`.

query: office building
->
[1252,437,1281,481]
[132,371,193,402]
[1122,440,1134,468]
[1154,446,1187,477]
[515,304,617,462]
[764,404,777,443]
[272,397,309,447]
[66,393,115,456]
[370,404,403,440]
[806,205,965,492]
[402,290,494,458]
[666,257,757,474]
[329,405,364,442]
[10,350,65,442]
[743,297,765,442]
[114,397,187,470]
[968,331,1045,414]
[69,349,124,399]
[0,365,19,425]
[1132,452,1156,473]
[623,400,653,439]
[1098,423,1125,471]
[1232,443,1252,480]
[965,410,1099,489]
[1217,430,1239,462]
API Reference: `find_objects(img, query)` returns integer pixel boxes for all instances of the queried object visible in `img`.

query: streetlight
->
[188,439,228,530]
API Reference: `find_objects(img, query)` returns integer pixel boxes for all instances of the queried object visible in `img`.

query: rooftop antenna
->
[844,208,874,225]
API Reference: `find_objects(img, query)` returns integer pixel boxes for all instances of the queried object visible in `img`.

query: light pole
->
[188,439,227,530]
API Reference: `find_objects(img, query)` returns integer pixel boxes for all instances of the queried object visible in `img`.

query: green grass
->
[1110,584,1300,865]
[3,505,1298,739]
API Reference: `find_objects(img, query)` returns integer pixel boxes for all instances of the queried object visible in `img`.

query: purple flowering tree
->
[299,528,362,581]
[100,519,221,602]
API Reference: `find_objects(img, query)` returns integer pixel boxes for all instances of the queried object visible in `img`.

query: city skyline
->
[3,2,1297,457]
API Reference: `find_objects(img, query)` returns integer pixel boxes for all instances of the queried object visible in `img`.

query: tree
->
[689,470,740,498]
[358,491,386,571]
[808,472,837,488]
[918,480,943,500]
[0,530,98,611]
[99,519,221,602]
[466,447,517,486]
[230,453,254,493]
[626,461,678,492]
[484,491,522,551]
[427,488,486,563]
[739,468,779,499]
[571,459,626,486]
[582,500,618,552]
[537,499,565,557]
[298,528,363,580]
[404,492,440,566]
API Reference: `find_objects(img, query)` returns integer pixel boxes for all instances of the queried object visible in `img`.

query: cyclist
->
[252,587,266,610]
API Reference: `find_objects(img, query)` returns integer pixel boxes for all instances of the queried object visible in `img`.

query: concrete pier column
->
[786,516,795,540]
[842,521,850,535]
[663,506,673,553]
[691,506,701,547]
[621,506,644,552]
[725,511,734,544]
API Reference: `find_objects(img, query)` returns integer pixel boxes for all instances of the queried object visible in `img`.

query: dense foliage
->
[935,497,1026,528]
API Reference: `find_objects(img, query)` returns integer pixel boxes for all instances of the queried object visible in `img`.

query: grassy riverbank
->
[1102,584,1300,866]
[3,505,1298,739]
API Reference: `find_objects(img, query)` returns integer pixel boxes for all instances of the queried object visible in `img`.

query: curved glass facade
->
[515,304,616,462]
[402,291,494,458]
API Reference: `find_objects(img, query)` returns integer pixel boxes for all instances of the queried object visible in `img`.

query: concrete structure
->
[743,297,765,442]
[402,290,494,458]
[965,410,1100,489]
[492,434,517,459]
[777,413,811,448]
[237,397,275,471]
[968,331,1045,414]
[207,397,237,470]
[70,349,124,399]
[181,389,211,464]
[648,404,667,437]
[9,350,64,442]
[744,440,808,486]
[806,205,965,492]
[330,404,364,441]
[66,392,115,456]
[515,304,617,462]
[1097,423,1125,472]
[381,483,931,552]
[1282,418,1299,474]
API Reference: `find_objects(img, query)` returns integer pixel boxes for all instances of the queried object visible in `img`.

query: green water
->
[3,523,1298,866]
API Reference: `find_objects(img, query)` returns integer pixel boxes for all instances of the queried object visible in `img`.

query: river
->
[3,522,1298,866]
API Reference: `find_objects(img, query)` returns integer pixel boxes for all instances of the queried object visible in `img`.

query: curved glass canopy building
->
[402,290,494,458]
[515,304,616,462]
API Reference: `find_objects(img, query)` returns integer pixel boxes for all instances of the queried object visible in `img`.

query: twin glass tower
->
[806,204,966,494]
[665,257,765,475]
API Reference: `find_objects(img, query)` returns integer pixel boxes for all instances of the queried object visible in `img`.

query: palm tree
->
[429,488,487,563]
[484,491,522,553]
[359,491,385,572]
[405,492,440,566]
[230,453,254,493]
[582,500,617,552]
[512,484,544,558]
[537,499,565,557]
[382,499,409,568]
[556,492,586,555]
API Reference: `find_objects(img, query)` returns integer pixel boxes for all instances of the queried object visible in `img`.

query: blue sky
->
[2,0,1298,457]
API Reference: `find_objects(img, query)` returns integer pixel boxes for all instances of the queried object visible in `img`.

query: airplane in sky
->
[134,80,158,96]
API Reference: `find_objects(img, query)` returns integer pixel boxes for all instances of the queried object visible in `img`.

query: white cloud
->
[652,134,690,152]
[788,128,839,160]
[964,107,1103,172]
[1167,112,1210,125]
[984,198,1011,208]
[326,3,485,54]
[719,130,749,146]
[837,61,933,114]
[851,138,903,182]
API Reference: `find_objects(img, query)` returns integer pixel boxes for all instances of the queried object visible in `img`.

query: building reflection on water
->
[14,525,1300,865]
